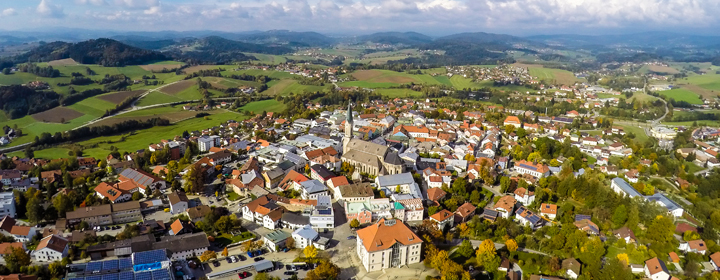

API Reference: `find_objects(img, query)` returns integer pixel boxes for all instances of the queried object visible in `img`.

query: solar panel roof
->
[134,272,152,280]
[101,274,118,280]
[102,260,118,271]
[133,250,166,265]
[86,275,103,280]
[86,262,103,272]
[119,258,133,270]
[151,270,170,280]
[118,271,134,280]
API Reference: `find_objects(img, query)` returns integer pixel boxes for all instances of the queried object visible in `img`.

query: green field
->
[617,124,649,141]
[225,69,295,80]
[68,97,118,118]
[27,111,247,159]
[239,99,287,114]
[373,88,424,98]
[527,66,581,85]
[266,79,330,95]
[659,88,703,104]
[136,91,183,107]
[449,76,484,89]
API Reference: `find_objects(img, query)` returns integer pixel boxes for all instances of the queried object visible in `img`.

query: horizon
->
[1,0,720,37]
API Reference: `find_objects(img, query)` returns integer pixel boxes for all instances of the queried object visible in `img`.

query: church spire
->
[347,103,353,124]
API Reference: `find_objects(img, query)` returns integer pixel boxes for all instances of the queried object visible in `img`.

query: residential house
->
[562,258,581,279]
[292,225,329,250]
[32,235,69,262]
[514,187,535,205]
[429,210,454,230]
[0,217,37,242]
[574,219,600,235]
[242,195,286,229]
[680,240,707,254]
[168,192,189,214]
[0,242,24,262]
[298,180,329,200]
[335,183,374,202]
[494,196,517,219]
[540,203,557,220]
[644,257,671,280]
[396,198,423,222]
[454,202,476,225]
[152,233,210,261]
[263,230,292,252]
[514,160,550,178]
[310,165,335,184]
[613,227,636,243]
[185,205,212,223]
[0,193,16,219]
[168,219,191,236]
[118,168,166,193]
[515,206,544,230]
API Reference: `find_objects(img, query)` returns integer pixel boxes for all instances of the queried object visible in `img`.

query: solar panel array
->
[119,258,133,270]
[519,164,538,171]
[118,271,134,280]
[575,214,591,222]
[134,271,152,280]
[151,270,170,280]
[133,250,167,265]
[86,275,103,280]
[102,260,118,271]
[527,215,541,224]
[86,262,103,272]
[101,274,118,280]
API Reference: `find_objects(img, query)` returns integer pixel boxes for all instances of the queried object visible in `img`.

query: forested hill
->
[15,38,168,66]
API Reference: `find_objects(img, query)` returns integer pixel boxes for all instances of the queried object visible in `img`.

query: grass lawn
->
[449,76,484,89]
[616,124,649,142]
[68,97,118,118]
[227,192,242,201]
[659,88,703,104]
[239,99,286,113]
[136,91,183,107]
[225,69,295,80]
[373,88,424,98]
[606,245,646,265]
[663,120,720,127]
[687,162,705,173]
[216,232,255,247]
[30,111,247,159]
[266,79,330,95]
[527,66,581,85]
[629,91,659,103]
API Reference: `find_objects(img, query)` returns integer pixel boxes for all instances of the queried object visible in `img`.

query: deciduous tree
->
[198,250,217,262]
[303,245,318,259]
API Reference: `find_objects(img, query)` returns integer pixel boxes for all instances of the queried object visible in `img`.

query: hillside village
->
[1,93,720,280]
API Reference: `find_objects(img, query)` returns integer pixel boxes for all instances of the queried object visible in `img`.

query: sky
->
[1,0,720,36]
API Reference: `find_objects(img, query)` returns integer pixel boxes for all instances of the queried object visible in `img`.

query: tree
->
[286,237,295,249]
[49,261,65,277]
[500,176,511,193]
[612,205,628,227]
[303,245,318,259]
[505,239,518,253]
[24,147,34,159]
[350,219,360,228]
[214,216,235,234]
[457,240,474,258]
[4,246,31,272]
[475,239,500,272]
[306,260,340,280]
[221,247,228,257]
[132,192,144,201]
[683,230,701,241]
[457,223,470,237]
[26,197,44,224]
[617,253,630,265]
[198,250,217,262]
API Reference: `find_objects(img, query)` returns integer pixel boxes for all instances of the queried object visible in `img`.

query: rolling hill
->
[354,32,433,46]
[14,38,168,66]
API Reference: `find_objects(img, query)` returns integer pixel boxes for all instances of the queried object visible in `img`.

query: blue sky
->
[2,0,719,35]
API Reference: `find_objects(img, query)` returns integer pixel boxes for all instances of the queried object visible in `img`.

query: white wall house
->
[33,235,69,262]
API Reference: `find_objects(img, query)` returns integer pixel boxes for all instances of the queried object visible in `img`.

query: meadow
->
[526,66,581,85]
[25,110,247,159]
[659,88,704,104]
[674,73,720,99]
[239,99,287,113]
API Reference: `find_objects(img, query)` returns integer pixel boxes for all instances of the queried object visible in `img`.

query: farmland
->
[27,111,247,159]
[31,107,84,123]
[266,79,331,95]
[239,99,287,113]
[674,73,720,99]
[98,90,146,104]
[658,88,704,104]
[139,61,185,71]
[47,58,79,66]
[160,79,196,95]
[525,65,581,85]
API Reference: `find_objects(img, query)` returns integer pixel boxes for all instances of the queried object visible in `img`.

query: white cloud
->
[37,0,65,18]
[76,0,107,5]
[2,8,16,16]
[114,0,159,8]
[144,6,160,15]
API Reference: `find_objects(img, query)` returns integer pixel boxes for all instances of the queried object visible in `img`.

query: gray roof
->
[265,167,285,180]
[376,172,415,188]
[383,151,403,165]
[300,180,327,194]
[645,193,683,212]
[292,225,318,241]
[263,230,291,243]
[254,260,274,272]
[281,212,309,226]
[611,178,642,198]
[153,232,210,254]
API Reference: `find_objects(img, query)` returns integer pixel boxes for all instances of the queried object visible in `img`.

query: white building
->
[356,219,423,272]
[168,192,189,214]
[309,195,334,229]
[197,135,220,152]
[513,160,550,178]
[153,233,211,261]
[514,187,535,205]
[33,235,69,262]
[375,173,422,199]
[644,258,671,280]
[292,225,329,250]
[0,192,16,219]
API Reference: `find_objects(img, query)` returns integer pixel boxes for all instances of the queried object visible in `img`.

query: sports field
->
[659,88,703,104]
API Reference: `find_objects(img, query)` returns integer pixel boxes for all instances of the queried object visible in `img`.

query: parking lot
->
[205,248,310,280]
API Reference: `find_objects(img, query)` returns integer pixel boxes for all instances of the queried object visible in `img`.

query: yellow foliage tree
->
[221,247,228,257]
[476,239,496,256]
[431,250,450,269]
[505,239,518,253]
[303,245,318,259]
[198,250,217,262]
[305,260,340,280]
[457,223,470,237]
[617,253,629,265]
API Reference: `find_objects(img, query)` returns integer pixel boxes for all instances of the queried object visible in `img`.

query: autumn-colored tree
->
[198,250,217,262]
[286,237,295,249]
[617,253,630,265]
[431,250,450,269]
[549,257,561,272]
[306,260,340,280]
[350,219,360,228]
[505,239,518,253]
[475,239,500,272]
[4,246,31,272]
[303,245,318,259]
[221,247,228,257]
[457,223,470,237]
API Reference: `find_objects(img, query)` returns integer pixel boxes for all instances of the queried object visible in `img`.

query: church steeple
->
[343,103,353,154]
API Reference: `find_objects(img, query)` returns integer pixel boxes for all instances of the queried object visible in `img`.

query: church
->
[341,104,404,176]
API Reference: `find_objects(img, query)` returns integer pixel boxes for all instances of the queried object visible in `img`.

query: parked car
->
[237,255,246,261]
[283,271,296,275]
[212,261,220,267]
[285,265,292,270]
[254,257,264,262]
[237,271,250,279]
[346,236,356,240]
